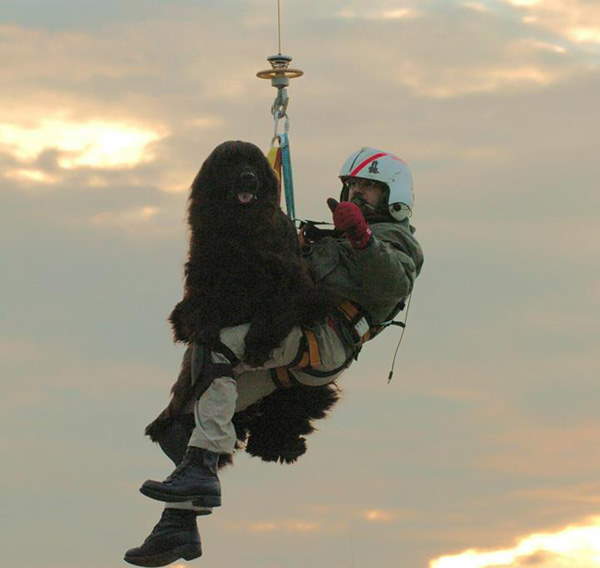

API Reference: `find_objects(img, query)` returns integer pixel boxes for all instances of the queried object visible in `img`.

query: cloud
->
[362,509,399,522]
[0,335,177,408]
[90,205,160,229]
[241,520,321,533]
[5,168,58,184]
[479,421,600,477]
[0,115,164,169]
[515,482,600,506]
[336,7,419,21]
[299,2,594,100]
[225,506,411,537]
[396,62,562,98]
[503,0,600,48]
[462,1,492,13]
[429,516,600,567]
[0,21,242,193]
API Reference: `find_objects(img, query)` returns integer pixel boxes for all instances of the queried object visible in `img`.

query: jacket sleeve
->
[352,223,423,321]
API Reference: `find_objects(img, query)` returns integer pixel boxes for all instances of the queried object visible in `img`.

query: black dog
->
[169,139,333,364]
[146,140,340,465]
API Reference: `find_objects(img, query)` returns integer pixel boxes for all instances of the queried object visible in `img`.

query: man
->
[125,147,424,566]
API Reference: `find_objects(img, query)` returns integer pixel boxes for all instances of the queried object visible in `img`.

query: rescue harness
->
[270,300,406,388]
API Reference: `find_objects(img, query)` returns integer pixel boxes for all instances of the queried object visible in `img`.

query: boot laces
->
[146,510,189,541]
[164,463,187,483]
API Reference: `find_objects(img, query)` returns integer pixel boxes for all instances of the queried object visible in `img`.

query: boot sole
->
[124,543,202,567]
[139,485,221,508]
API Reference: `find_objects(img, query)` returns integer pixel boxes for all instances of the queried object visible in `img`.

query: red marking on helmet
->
[350,152,388,177]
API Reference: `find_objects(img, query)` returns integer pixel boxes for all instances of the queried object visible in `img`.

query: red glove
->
[327,198,372,249]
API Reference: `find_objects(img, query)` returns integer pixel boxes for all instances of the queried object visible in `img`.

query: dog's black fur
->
[168,139,333,364]
[146,140,341,465]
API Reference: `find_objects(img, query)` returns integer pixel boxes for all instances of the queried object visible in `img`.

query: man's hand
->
[327,198,372,249]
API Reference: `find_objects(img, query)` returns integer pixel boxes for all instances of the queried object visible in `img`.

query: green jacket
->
[303,220,424,325]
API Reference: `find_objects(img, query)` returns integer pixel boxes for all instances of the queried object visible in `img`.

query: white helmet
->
[339,147,414,221]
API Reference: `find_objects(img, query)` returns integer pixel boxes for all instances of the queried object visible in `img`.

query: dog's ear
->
[189,170,206,212]
[190,149,221,205]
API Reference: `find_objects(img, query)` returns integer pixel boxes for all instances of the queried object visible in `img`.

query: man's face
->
[345,178,384,208]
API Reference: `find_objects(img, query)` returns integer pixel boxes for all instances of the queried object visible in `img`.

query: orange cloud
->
[336,7,419,20]
[362,509,398,522]
[504,0,600,47]
[430,516,600,567]
[5,168,58,185]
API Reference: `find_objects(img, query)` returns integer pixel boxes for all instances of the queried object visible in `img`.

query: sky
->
[1,0,599,566]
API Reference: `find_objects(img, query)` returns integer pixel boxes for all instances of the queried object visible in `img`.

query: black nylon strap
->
[214,341,240,366]
[287,333,309,368]
[298,356,353,378]
[209,363,235,378]
[190,343,235,400]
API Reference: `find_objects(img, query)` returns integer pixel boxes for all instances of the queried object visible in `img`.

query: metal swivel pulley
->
[257,54,304,123]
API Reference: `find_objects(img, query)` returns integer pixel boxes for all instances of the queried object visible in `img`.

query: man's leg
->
[125,357,260,566]
[139,320,349,507]
[128,320,350,566]
[139,350,235,508]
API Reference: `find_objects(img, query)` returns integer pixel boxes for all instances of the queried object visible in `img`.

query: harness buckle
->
[354,317,370,341]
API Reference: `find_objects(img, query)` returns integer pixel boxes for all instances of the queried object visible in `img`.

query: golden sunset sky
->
[2,1,599,567]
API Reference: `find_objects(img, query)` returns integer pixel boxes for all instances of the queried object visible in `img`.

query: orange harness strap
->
[296,328,321,368]
[271,301,379,388]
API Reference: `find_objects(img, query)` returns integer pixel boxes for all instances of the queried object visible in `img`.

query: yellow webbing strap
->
[267,145,281,173]
[267,145,283,205]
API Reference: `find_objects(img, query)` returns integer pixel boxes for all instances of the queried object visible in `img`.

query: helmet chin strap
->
[350,195,376,213]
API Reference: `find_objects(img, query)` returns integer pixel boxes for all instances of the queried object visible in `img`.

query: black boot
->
[124,508,202,567]
[140,447,221,508]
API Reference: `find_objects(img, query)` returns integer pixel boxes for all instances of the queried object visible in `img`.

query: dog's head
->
[190,141,279,213]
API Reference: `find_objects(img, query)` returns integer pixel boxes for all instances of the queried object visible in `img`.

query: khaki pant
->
[188,319,353,454]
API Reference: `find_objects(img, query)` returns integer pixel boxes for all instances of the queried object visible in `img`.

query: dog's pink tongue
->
[237,192,255,204]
